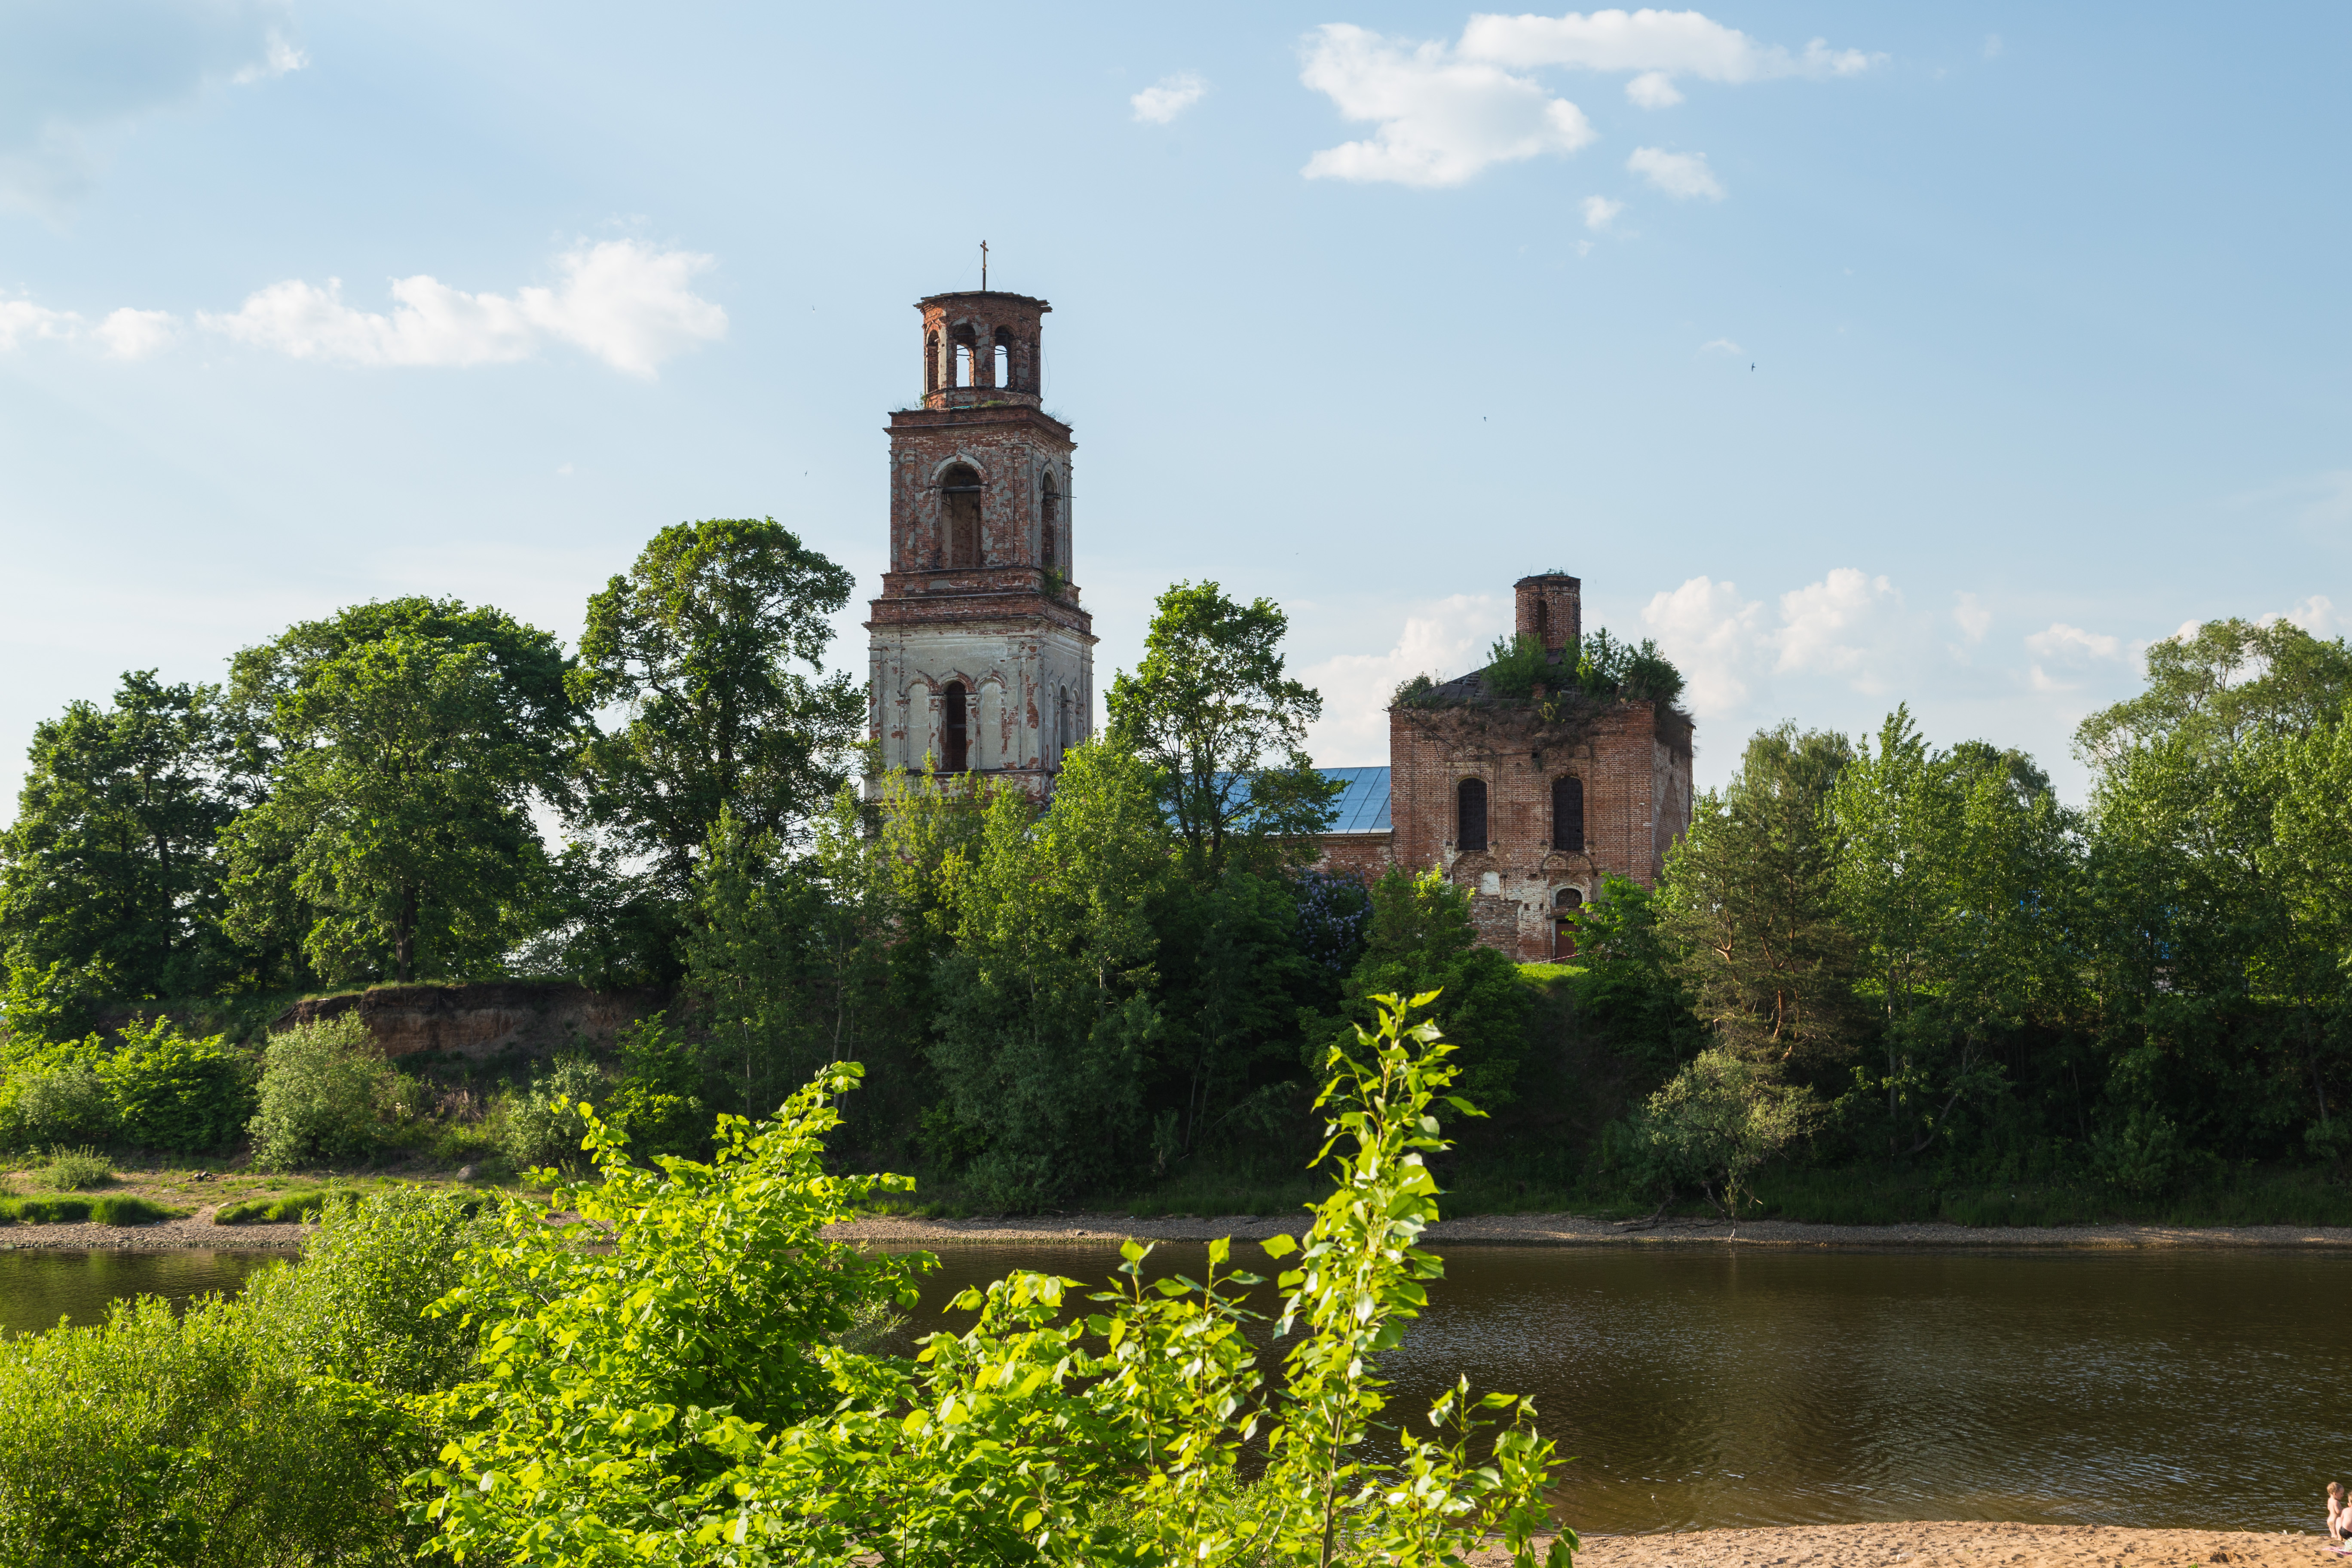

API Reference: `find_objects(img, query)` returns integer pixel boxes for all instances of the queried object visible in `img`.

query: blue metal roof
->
[1319,766,1391,833]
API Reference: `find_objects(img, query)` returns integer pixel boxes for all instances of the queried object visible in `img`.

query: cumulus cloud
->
[1625,70,1683,107]
[2261,595,2340,637]
[1774,569,1904,684]
[2024,622,2122,661]
[0,0,304,218]
[0,298,81,349]
[1699,337,1741,355]
[1953,592,1991,644]
[95,306,176,359]
[1300,593,1502,763]
[1458,9,1879,84]
[1627,144,1724,199]
[199,240,726,376]
[1581,193,1623,229]
[1642,575,1765,713]
[1131,72,1207,124]
[1299,23,1596,187]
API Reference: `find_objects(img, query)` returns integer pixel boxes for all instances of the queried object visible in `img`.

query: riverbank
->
[826,1212,2352,1248]
[0,1210,312,1251]
[1472,1523,2344,1568]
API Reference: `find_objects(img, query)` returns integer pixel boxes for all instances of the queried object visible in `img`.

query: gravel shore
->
[1472,1524,2346,1568]
[824,1212,2352,1250]
[0,1207,310,1252]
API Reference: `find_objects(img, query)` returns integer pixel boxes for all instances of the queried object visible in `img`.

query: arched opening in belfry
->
[1552,776,1584,851]
[1553,885,1584,961]
[941,682,969,773]
[951,322,977,388]
[992,337,1011,389]
[1457,778,1488,852]
[925,331,940,393]
[1040,472,1059,573]
[941,464,982,567]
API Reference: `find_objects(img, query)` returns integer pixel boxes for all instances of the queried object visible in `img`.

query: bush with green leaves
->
[247,1014,393,1170]
[33,1144,110,1191]
[0,1060,114,1149]
[0,1182,490,1564]
[498,1053,605,1171]
[1634,1047,1824,1229]
[415,993,1570,1567]
[96,1017,255,1152]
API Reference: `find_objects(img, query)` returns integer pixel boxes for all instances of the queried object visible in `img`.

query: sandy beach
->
[1472,1525,2343,1568]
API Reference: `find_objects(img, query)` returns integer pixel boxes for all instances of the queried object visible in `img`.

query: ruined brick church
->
[864,287,1693,962]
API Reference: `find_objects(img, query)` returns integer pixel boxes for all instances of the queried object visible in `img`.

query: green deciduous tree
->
[1108,581,1338,879]
[220,599,582,984]
[1635,1047,1823,1230]
[0,672,241,1032]
[571,519,862,898]
[1660,723,1859,1067]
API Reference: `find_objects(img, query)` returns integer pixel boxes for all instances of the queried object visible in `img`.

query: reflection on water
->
[0,1249,280,1337]
[891,1242,2352,1536]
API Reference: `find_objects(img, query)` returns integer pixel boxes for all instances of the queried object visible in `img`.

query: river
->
[3,1240,2342,1535]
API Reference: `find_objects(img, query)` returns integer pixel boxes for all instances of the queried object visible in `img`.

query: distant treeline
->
[3,519,2348,1209]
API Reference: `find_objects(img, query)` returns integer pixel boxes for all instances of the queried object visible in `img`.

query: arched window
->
[1457,778,1488,852]
[941,682,969,773]
[1040,472,1059,573]
[1534,598,1550,646]
[925,331,940,392]
[992,337,1011,389]
[941,464,982,568]
[951,323,977,388]
[1553,886,1584,961]
[1552,776,1584,851]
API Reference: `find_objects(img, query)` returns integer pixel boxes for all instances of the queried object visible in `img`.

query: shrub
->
[247,1015,394,1171]
[2,1063,114,1149]
[498,1054,604,1172]
[97,1018,255,1153]
[33,1145,111,1191]
[89,1194,179,1226]
[0,1292,416,1565]
[7,1196,92,1223]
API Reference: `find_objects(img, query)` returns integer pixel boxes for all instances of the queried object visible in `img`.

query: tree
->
[1635,1047,1822,1231]
[0,673,240,1030]
[927,741,1170,1207]
[220,598,583,984]
[1659,723,1860,1067]
[1307,867,1532,1112]
[571,519,863,898]
[1107,581,1338,879]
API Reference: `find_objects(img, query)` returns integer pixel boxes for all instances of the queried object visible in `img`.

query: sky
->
[3,1,2348,818]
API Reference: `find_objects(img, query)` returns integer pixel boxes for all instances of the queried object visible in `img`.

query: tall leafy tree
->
[570,519,862,898]
[1659,723,1859,1068]
[0,672,241,1030]
[220,599,583,984]
[1107,581,1338,879]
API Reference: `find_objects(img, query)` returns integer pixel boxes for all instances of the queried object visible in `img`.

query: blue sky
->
[3,2,2347,815]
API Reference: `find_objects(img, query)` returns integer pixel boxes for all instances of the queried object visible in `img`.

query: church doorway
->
[1552,886,1583,961]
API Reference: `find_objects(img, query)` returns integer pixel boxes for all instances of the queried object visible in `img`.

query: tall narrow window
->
[1058,687,1071,764]
[925,331,940,392]
[942,682,969,773]
[1553,886,1584,961]
[1457,778,1488,852]
[941,464,982,567]
[1552,776,1585,851]
[953,343,972,386]
[1040,472,1059,573]
[1534,599,1550,647]
[992,341,1010,388]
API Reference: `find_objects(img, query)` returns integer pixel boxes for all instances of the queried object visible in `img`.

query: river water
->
[3,1240,2342,1536]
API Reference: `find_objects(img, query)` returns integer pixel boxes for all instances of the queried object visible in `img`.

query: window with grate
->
[942,682,969,773]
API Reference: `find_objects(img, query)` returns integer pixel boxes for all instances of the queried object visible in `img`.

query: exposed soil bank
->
[1472,1523,2343,1568]
[825,1213,2352,1249]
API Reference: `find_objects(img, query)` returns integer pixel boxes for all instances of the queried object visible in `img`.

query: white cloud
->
[95,306,175,359]
[1627,144,1724,199]
[1581,193,1623,229]
[2024,622,2122,661]
[1131,72,1207,124]
[1300,23,1596,187]
[1458,9,1880,84]
[1953,592,1991,643]
[1642,575,1764,714]
[1774,568,1903,684]
[1699,337,1741,355]
[0,298,82,349]
[2260,595,2339,637]
[199,239,726,376]
[1301,593,1502,763]
[1625,70,1683,107]
[0,1,304,218]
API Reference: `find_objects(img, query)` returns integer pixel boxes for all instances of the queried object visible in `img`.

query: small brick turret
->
[1514,573,1582,660]
[920,291,1049,411]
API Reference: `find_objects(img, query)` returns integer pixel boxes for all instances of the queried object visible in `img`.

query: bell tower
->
[866,288,1095,795]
